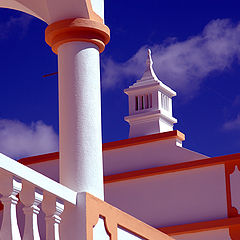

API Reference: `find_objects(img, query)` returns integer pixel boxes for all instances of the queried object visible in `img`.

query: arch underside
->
[0,0,102,24]
[0,0,104,24]
[0,0,45,22]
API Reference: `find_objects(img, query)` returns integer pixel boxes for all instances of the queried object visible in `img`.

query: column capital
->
[45,18,110,54]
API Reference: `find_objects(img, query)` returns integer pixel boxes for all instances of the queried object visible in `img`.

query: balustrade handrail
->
[0,153,77,205]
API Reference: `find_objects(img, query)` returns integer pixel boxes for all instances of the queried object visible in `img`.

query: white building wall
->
[105,165,228,228]
[26,160,59,182]
[103,140,207,175]
[23,140,207,178]
[17,146,229,240]
[5,157,230,240]
[128,120,162,138]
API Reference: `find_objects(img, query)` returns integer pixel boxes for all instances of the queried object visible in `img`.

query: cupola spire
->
[124,49,177,138]
[146,49,153,71]
[137,49,158,83]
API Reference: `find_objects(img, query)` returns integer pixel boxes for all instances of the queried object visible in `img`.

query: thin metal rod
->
[43,72,58,78]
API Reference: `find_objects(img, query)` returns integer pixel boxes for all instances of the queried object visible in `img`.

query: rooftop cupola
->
[124,49,177,138]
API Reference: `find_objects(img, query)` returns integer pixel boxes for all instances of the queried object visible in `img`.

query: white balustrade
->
[20,182,43,240]
[0,174,22,240]
[0,153,174,240]
[42,194,64,240]
[0,153,77,240]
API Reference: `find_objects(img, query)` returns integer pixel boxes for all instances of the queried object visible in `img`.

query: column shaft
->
[58,41,104,199]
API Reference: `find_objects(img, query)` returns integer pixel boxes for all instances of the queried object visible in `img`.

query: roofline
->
[104,153,240,183]
[18,152,59,165]
[18,150,240,184]
[103,130,184,151]
[158,216,240,235]
[18,130,185,165]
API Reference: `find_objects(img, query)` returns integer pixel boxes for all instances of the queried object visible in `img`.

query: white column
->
[58,41,104,199]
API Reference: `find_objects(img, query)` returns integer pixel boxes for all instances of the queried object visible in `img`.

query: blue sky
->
[0,0,240,159]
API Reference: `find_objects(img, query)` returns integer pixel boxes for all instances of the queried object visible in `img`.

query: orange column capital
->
[45,18,110,54]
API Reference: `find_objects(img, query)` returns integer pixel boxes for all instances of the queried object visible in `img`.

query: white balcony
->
[0,153,173,240]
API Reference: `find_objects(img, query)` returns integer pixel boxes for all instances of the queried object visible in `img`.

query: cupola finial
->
[137,49,158,82]
[146,49,153,68]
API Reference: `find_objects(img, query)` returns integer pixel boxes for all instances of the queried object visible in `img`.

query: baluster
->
[19,182,43,240]
[42,193,64,240]
[0,174,22,240]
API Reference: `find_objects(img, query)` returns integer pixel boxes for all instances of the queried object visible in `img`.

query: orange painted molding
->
[158,216,240,235]
[104,153,240,183]
[18,152,240,185]
[18,152,59,165]
[229,225,240,240]
[85,192,173,240]
[224,160,240,236]
[225,162,239,218]
[18,131,184,165]
[103,130,185,151]
[45,18,110,54]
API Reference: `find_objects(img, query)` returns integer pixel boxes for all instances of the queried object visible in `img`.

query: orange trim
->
[86,192,173,240]
[18,131,184,165]
[19,152,59,165]
[103,130,185,151]
[104,154,240,183]
[225,162,239,218]
[158,216,240,235]
[18,152,240,184]
[229,225,240,239]
[224,162,240,239]
[45,18,110,54]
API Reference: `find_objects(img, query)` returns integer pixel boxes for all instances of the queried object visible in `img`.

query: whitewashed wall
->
[27,160,59,182]
[105,165,228,227]
[17,142,228,240]
[103,140,207,175]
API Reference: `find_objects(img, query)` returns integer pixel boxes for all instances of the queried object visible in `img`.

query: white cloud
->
[0,119,58,159]
[0,13,33,39]
[223,115,240,131]
[102,19,240,94]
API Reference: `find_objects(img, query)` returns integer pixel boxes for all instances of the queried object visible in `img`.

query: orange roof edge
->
[103,130,185,151]
[18,152,59,165]
[18,131,185,165]
[158,216,240,235]
[18,150,240,184]
[104,153,240,183]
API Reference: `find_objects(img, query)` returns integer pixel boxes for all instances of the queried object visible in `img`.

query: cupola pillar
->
[124,49,177,138]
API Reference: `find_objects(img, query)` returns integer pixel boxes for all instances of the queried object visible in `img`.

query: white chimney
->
[124,49,177,138]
